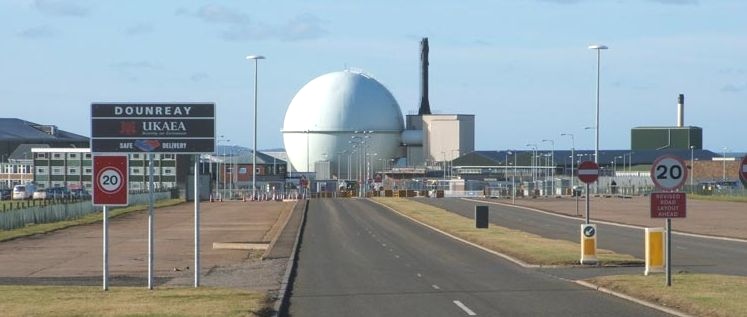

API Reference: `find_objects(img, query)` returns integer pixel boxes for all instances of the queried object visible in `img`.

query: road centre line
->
[453,300,477,316]
[432,284,440,290]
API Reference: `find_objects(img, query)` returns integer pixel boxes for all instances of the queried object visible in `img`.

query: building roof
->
[0,118,88,142]
[9,144,49,162]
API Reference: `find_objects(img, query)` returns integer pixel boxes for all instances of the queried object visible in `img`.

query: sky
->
[1,0,745,154]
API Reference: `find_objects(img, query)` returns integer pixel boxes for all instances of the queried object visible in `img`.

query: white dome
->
[282,70,404,175]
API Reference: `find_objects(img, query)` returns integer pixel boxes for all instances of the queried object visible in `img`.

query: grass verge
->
[372,197,640,266]
[689,194,747,203]
[586,273,747,317]
[0,285,271,317]
[0,199,185,242]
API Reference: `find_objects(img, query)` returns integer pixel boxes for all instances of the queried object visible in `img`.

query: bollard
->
[475,206,489,229]
[580,224,598,264]
[645,227,665,275]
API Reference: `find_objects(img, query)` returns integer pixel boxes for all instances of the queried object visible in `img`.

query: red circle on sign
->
[650,155,688,191]
[98,167,125,194]
[578,161,599,184]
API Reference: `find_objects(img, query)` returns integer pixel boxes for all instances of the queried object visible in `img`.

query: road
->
[419,198,747,277]
[286,199,669,316]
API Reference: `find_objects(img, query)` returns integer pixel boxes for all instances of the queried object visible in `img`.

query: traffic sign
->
[650,155,688,191]
[90,103,215,154]
[650,192,686,218]
[577,161,599,184]
[93,155,128,206]
[740,156,747,187]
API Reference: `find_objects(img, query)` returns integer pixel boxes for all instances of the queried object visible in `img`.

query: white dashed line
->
[416,273,422,278]
[382,243,387,247]
[432,284,440,290]
[453,300,477,316]
[395,255,400,259]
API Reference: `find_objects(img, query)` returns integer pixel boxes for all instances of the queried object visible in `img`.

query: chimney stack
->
[677,94,684,127]
[418,37,432,115]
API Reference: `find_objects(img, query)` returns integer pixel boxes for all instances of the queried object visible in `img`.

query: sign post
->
[93,155,128,291]
[739,156,747,188]
[91,103,214,290]
[577,161,599,265]
[650,154,688,287]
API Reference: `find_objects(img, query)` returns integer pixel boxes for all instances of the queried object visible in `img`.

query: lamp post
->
[722,147,728,181]
[589,44,608,194]
[561,133,575,192]
[525,144,538,193]
[246,55,265,200]
[690,145,695,190]
[542,139,555,196]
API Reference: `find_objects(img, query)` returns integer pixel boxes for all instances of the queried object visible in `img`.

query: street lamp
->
[690,145,695,190]
[541,139,555,196]
[525,144,538,193]
[722,147,728,181]
[561,133,575,192]
[588,44,607,167]
[246,54,265,200]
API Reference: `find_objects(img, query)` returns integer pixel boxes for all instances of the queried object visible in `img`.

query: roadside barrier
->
[0,191,171,231]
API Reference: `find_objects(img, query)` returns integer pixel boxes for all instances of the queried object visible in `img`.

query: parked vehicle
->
[32,189,48,200]
[71,188,91,200]
[0,188,11,200]
[49,187,71,199]
[12,183,36,200]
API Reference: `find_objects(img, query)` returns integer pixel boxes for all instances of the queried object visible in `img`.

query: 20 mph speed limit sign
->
[93,155,129,206]
[650,155,688,191]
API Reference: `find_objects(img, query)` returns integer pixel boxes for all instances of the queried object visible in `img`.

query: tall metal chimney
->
[418,37,432,115]
[677,93,684,127]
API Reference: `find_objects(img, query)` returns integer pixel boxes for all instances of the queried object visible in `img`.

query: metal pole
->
[594,49,601,195]
[585,183,590,224]
[147,154,155,290]
[512,153,516,204]
[252,59,258,200]
[194,155,200,287]
[103,205,108,291]
[666,217,672,286]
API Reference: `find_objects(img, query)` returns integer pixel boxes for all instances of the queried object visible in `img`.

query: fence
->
[0,191,172,231]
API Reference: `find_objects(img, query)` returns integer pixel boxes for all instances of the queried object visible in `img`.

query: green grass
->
[372,197,640,266]
[0,285,270,317]
[689,193,747,203]
[0,199,185,242]
[586,273,747,317]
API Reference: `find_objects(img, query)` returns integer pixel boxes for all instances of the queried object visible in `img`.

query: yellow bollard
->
[580,224,598,264]
[645,227,665,275]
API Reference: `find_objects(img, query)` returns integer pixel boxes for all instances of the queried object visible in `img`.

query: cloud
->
[33,0,90,17]
[181,5,326,42]
[125,24,154,36]
[111,61,161,71]
[194,4,250,24]
[191,72,209,82]
[220,13,326,42]
[18,25,58,39]
[647,0,698,5]
[721,83,746,93]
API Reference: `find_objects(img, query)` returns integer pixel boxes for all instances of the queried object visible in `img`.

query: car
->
[50,187,71,199]
[12,183,36,200]
[32,189,48,200]
[71,188,91,200]
[0,188,11,200]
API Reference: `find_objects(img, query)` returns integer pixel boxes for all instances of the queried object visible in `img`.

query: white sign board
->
[650,155,688,191]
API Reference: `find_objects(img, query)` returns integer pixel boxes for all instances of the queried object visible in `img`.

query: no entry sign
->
[93,155,129,206]
[650,192,686,218]
[578,161,599,184]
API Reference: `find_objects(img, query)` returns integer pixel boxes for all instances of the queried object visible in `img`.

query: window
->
[84,153,92,159]
[53,153,62,159]
[133,154,141,159]
[84,168,92,175]
[52,167,63,175]
[162,154,175,160]
[131,168,141,175]
[239,167,247,174]
[68,153,78,159]
[163,168,173,175]
[36,153,48,159]
[36,167,48,174]
[68,167,78,174]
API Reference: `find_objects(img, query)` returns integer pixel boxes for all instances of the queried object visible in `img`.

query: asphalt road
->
[418,198,747,277]
[286,199,669,316]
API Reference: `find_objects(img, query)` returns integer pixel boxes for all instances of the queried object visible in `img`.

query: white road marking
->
[453,300,477,316]
[395,255,400,259]
[417,273,422,278]
[382,243,387,247]
[432,284,440,290]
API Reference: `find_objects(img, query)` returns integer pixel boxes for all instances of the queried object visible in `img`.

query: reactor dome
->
[282,70,405,175]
